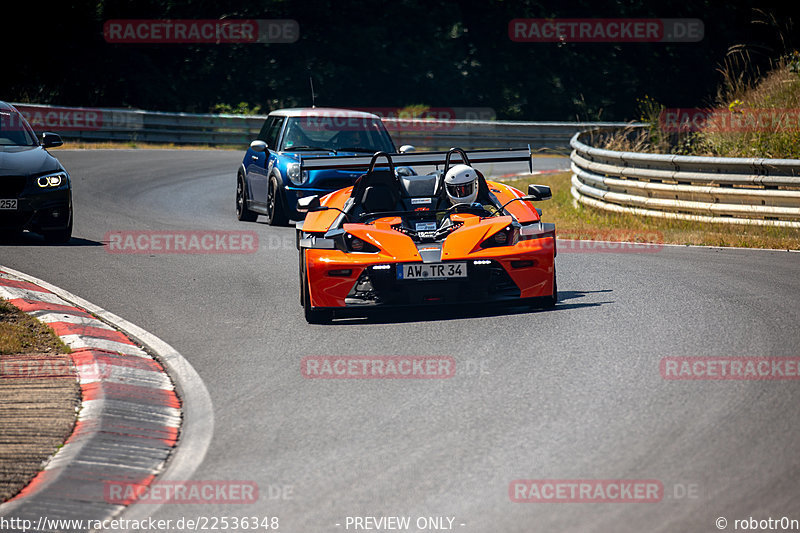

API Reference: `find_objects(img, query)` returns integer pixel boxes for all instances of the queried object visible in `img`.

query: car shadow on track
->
[326,288,613,325]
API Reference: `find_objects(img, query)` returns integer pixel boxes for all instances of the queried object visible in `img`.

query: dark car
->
[0,101,72,243]
[236,107,412,226]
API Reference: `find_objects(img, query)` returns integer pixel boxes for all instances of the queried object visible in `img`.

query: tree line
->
[3,0,797,121]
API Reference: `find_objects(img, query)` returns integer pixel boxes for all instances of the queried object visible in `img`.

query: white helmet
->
[444,164,478,206]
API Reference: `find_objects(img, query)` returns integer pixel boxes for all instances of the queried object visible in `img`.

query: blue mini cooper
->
[236,107,412,225]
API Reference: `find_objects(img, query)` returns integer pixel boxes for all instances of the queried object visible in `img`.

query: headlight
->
[37,172,66,188]
[481,225,519,248]
[344,233,379,253]
[287,163,308,185]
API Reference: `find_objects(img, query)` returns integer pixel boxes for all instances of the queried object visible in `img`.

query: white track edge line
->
[0,265,214,522]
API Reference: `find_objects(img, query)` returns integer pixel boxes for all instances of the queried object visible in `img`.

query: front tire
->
[267,175,289,226]
[236,176,258,222]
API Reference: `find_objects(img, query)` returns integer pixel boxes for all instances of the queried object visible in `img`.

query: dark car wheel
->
[236,176,258,222]
[303,273,332,324]
[267,175,289,226]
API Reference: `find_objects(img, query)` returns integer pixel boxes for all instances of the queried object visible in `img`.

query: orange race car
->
[295,148,556,323]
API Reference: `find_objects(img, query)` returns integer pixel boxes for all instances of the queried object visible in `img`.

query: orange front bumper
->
[305,236,555,309]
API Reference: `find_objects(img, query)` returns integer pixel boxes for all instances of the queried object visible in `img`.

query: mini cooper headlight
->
[287,163,308,186]
[37,172,66,188]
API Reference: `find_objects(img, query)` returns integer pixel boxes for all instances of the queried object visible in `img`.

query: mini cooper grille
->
[0,176,27,197]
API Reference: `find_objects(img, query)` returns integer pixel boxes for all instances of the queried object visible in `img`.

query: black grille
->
[350,261,520,307]
[0,176,27,197]
[0,210,31,228]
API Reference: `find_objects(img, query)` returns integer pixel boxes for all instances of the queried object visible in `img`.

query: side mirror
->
[527,184,552,201]
[250,140,268,152]
[399,144,416,153]
[296,195,321,214]
[42,132,63,148]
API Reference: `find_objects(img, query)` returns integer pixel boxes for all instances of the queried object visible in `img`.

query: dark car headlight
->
[287,163,308,186]
[36,171,67,188]
[481,225,520,248]
[345,233,380,253]
[323,228,381,253]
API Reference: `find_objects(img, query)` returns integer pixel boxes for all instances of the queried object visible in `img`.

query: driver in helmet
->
[444,164,479,207]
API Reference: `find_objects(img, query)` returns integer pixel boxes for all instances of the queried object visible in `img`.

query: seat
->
[362,185,398,213]
[399,173,440,198]
[349,169,400,216]
[474,169,493,204]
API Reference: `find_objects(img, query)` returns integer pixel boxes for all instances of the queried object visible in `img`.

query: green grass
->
[0,299,70,355]
[502,172,800,250]
[609,56,800,159]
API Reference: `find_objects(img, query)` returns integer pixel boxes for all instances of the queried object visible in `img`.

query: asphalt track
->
[1,149,799,532]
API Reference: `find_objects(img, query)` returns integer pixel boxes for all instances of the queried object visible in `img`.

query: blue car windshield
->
[0,111,38,146]
[280,116,395,153]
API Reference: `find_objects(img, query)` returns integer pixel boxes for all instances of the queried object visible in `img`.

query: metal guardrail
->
[11,102,627,151]
[570,129,800,228]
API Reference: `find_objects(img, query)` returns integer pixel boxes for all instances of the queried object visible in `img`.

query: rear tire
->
[267,175,289,226]
[237,176,258,222]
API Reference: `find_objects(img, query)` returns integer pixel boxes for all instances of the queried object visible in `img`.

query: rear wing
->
[299,147,533,173]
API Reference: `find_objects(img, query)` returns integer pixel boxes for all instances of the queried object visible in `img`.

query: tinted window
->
[280,116,395,153]
[0,111,38,146]
[256,118,274,142]
[264,117,285,149]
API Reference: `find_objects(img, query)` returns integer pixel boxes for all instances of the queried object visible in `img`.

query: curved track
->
[1,150,799,532]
